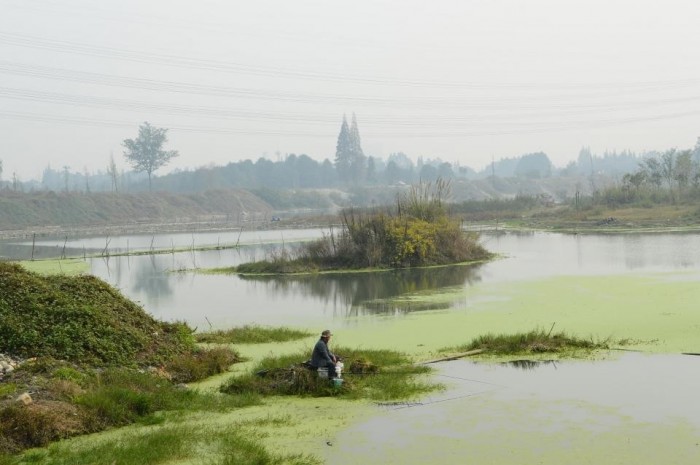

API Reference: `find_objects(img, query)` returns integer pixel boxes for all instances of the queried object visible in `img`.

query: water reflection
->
[501,359,558,371]
[130,255,175,305]
[7,228,700,327]
[238,264,482,315]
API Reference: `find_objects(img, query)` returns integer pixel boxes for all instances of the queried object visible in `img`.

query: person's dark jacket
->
[311,338,335,368]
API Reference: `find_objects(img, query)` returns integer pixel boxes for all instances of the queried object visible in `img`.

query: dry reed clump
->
[165,346,240,383]
[349,359,379,374]
[223,365,347,397]
[0,401,87,452]
[45,379,85,401]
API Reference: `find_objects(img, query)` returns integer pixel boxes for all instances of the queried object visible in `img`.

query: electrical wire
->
[3,30,700,91]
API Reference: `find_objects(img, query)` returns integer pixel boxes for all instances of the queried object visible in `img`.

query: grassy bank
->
[221,347,435,402]
[0,261,440,461]
[0,262,245,455]
[0,421,316,465]
[196,325,313,344]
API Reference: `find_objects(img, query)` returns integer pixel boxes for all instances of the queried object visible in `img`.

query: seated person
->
[310,329,338,378]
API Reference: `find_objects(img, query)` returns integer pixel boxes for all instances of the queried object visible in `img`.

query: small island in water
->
[233,179,493,275]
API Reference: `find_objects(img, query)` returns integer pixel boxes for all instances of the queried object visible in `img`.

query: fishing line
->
[433,373,509,388]
[385,388,505,410]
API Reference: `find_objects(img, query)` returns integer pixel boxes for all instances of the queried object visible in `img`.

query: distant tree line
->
[5,119,700,201]
[17,144,698,195]
[593,143,700,207]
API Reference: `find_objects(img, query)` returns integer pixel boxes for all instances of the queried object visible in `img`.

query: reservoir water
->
[3,228,700,463]
[3,229,700,329]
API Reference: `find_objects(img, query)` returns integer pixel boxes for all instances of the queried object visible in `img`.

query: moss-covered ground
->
[4,257,700,464]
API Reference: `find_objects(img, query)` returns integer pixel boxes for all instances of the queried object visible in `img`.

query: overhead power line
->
[2,108,700,138]
[1,61,699,110]
[2,31,700,91]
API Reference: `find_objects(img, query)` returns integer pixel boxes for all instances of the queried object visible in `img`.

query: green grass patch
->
[443,328,609,356]
[3,422,317,465]
[0,384,17,398]
[196,326,313,344]
[221,347,436,401]
[75,368,259,429]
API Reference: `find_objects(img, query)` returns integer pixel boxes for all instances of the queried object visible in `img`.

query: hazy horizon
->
[2,0,700,182]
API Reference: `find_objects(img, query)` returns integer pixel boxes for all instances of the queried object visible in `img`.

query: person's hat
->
[321,330,332,337]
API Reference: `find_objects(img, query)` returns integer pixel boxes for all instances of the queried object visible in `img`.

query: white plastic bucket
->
[336,361,344,378]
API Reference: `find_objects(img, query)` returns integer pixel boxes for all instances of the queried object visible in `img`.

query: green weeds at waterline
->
[222,347,436,401]
[0,421,317,465]
[444,328,610,356]
[196,326,313,344]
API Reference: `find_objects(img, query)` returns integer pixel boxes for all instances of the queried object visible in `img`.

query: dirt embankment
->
[0,189,274,239]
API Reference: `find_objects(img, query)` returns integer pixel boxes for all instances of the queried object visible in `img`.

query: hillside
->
[0,175,610,238]
[0,189,273,236]
[0,262,194,366]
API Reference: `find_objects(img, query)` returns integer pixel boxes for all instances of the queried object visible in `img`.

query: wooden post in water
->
[419,349,484,365]
[31,233,36,261]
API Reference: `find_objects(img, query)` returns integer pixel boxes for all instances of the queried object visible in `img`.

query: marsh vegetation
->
[221,348,435,401]
[235,180,491,274]
[443,328,610,356]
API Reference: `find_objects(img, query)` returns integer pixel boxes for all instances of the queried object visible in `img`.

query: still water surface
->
[331,352,700,464]
[3,229,700,329]
[4,228,700,462]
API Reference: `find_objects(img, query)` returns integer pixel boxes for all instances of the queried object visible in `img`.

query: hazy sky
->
[1,0,700,181]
